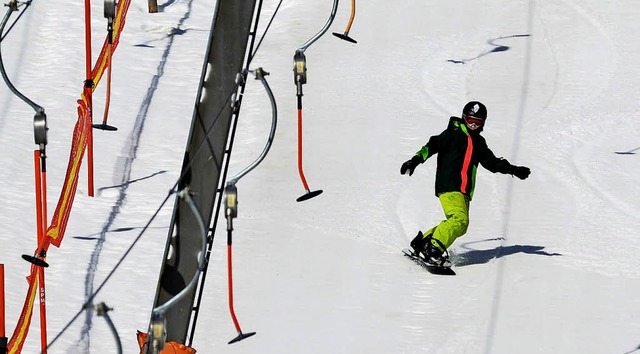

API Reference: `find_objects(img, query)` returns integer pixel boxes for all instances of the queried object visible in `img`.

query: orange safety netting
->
[7,0,132,351]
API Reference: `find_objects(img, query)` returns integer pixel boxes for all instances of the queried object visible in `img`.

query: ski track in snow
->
[68,1,195,351]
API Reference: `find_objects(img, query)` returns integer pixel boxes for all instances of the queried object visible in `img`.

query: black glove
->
[401,155,422,176]
[511,165,531,180]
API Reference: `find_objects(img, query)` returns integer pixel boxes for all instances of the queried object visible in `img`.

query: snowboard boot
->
[425,236,451,268]
[409,231,429,260]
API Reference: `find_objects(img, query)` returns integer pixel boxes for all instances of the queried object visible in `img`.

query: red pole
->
[33,150,48,353]
[101,46,112,126]
[34,151,43,242]
[37,269,47,354]
[40,154,48,354]
[85,0,95,197]
[0,264,5,354]
[1,264,5,338]
[84,0,91,79]
[227,244,241,333]
[86,85,94,197]
[1,264,6,354]
[296,106,311,192]
[226,232,255,344]
[41,169,47,239]
[295,95,322,202]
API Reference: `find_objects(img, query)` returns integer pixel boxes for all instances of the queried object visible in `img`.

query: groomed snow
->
[1,0,640,353]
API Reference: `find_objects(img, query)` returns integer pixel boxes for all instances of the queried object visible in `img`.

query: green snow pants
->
[424,191,470,251]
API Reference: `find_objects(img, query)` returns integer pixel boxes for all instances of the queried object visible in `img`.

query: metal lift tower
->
[148,0,258,347]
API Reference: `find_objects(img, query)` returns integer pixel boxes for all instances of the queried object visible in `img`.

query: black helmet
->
[462,101,487,120]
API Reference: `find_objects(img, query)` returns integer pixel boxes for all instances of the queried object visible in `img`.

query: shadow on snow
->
[447,34,530,64]
[453,238,562,267]
[614,147,639,155]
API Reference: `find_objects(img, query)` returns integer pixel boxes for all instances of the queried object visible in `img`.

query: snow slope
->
[1,0,640,353]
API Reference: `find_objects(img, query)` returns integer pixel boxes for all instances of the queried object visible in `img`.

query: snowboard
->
[402,248,456,276]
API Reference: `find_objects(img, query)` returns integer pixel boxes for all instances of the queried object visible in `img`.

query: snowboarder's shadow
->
[453,238,562,267]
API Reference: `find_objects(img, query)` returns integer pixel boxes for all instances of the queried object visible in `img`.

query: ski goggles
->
[464,115,485,129]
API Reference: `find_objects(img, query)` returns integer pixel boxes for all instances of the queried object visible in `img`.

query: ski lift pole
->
[22,116,50,269]
[292,0,338,201]
[293,51,323,202]
[333,0,357,43]
[93,0,117,131]
[224,183,256,344]
[33,110,48,245]
[222,67,277,344]
[0,1,49,173]
[33,106,49,354]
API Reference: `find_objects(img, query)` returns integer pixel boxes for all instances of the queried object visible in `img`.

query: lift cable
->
[0,0,32,43]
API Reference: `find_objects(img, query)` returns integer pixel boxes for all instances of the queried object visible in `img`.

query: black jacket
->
[415,117,516,199]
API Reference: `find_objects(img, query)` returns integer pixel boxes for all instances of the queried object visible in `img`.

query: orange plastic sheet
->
[136,331,197,354]
[8,0,132,351]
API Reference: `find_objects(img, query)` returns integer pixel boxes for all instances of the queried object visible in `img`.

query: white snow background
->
[1,0,640,353]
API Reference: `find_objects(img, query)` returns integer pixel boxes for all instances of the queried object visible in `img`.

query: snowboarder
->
[400,101,530,267]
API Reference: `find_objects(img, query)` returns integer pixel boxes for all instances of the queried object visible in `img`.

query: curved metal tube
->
[97,303,123,354]
[152,188,207,315]
[102,314,123,354]
[0,6,45,115]
[296,0,339,53]
[227,68,277,185]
